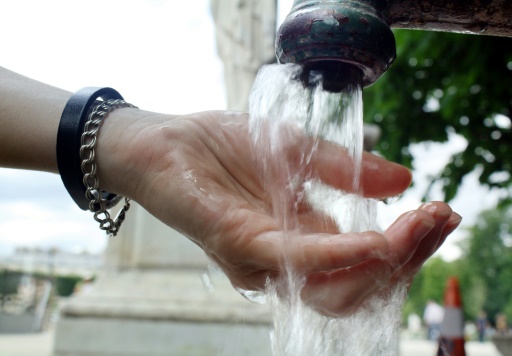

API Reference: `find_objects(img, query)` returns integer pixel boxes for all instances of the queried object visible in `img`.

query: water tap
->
[277,0,512,90]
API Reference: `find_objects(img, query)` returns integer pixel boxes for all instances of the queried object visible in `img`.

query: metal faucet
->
[276,0,512,90]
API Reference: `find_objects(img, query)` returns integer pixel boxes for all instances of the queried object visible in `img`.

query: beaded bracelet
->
[57,87,137,236]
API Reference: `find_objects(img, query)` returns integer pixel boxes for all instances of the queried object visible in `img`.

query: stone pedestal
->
[56,317,271,356]
[54,204,272,356]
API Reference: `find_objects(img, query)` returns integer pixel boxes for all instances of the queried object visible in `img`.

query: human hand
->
[97,109,460,316]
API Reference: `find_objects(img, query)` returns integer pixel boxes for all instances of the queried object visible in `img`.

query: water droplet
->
[200,272,215,294]
[235,288,267,304]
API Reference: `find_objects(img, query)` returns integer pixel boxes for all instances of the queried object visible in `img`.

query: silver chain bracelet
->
[79,99,138,236]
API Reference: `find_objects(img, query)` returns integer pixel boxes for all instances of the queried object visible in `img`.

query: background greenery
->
[365,30,512,203]
[365,30,512,327]
[0,270,85,298]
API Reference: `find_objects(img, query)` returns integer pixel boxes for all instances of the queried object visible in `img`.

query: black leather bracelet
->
[57,87,123,211]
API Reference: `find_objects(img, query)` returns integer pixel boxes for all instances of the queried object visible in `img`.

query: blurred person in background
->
[424,299,444,341]
[476,310,489,342]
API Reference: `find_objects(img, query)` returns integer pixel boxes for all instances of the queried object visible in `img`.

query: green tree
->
[403,257,455,320]
[419,257,456,303]
[364,31,512,202]
[452,258,488,322]
[459,207,512,324]
[55,275,83,297]
[403,256,488,323]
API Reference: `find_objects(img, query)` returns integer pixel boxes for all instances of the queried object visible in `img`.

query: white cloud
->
[278,0,295,25]
[0,0,225,114]
[0,171,107,255]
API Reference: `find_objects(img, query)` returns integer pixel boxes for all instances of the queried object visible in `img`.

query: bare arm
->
[0,66,72,173]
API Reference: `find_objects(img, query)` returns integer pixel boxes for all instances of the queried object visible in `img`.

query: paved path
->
[0,329,54,356]
[400,339,501,356]
[0,330,503,356]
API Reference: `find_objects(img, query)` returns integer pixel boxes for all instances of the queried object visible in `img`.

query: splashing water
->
[248,64,407,356]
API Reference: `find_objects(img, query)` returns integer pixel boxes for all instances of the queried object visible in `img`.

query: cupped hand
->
[301,201,461,316]
[98,109,460,316]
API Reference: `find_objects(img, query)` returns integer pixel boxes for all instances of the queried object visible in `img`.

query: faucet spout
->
[276,0,396,88]
[298,61,363,93]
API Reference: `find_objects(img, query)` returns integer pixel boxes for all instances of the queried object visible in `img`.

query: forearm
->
[0,66,176,204]
[0,66,71,173]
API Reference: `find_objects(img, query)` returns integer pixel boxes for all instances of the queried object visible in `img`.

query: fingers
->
[301,202,462,317]
[384,210,436,268]
[301,209,437,317]
[213,225,390,292]
[310,140,412,199]
[222,231,389,292]
[301,259,392,317]
[434,212,462,252]
[405,202,455,265]
[296,211,340,234]
[359,152,412,198]
[218,197,461,318]
[399,205,462,278]
[285,231,390,274]
[271,126,411,200]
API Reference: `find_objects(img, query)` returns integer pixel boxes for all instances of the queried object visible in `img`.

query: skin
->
[0,66,461,316]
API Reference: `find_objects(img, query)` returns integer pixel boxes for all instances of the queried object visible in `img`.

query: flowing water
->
[248,64,407,355]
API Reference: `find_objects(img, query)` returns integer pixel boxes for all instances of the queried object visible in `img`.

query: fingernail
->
[419,202,452,217]
[438,213,463,240]
[418,202,435,212]
[451,211,462,221]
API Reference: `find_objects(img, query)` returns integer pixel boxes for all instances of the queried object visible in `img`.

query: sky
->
[0,0,502,260]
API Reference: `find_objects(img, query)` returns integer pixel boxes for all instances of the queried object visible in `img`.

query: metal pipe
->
[385,0,512,37]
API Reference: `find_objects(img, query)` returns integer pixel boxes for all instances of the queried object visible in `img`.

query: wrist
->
[94,107,177,202]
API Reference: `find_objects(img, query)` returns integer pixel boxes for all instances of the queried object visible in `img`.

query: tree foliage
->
[403,257,454,320]
[404,207,512,326]
[364,30,512,202]
[459,207,512,324]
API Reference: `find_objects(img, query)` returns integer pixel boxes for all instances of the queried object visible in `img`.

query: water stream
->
[248,64,407,355]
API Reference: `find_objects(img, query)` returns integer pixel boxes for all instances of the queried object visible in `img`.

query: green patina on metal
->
[276,0,396,88]
[277,0,512,88]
